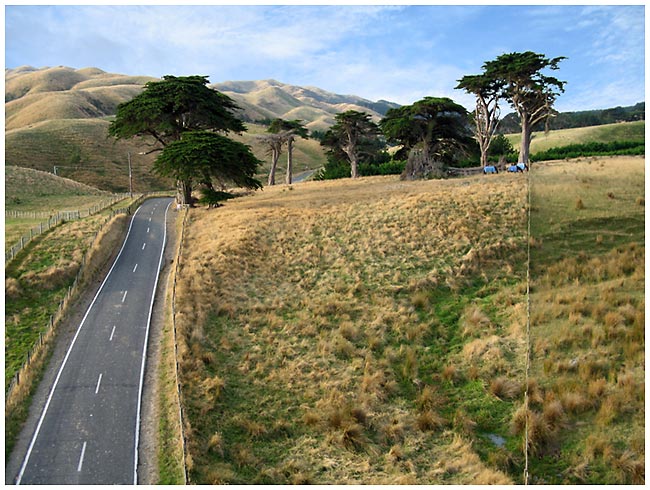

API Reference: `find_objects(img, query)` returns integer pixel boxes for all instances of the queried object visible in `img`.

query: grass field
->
[174,173,529,483]
[527,156,644,484]
[171,154,644,483]
[506,121,644,155]
[4,166,120,248]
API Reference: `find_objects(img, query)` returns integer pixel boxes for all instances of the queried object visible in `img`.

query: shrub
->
[416,410,447,431]
[490,376,521,400]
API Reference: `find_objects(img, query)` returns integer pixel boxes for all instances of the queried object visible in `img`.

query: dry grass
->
[528,157,644,484]
[174,173,528,483]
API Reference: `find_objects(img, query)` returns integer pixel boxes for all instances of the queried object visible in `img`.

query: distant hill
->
[212,79,400,131]
[4,66,400,191]
[498,102,645,134]
[5,66,156,130]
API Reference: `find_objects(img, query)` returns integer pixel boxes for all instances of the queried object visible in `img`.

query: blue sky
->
[4,3,646,112]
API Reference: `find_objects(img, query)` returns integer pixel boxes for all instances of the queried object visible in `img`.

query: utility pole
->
[127,152,133,198]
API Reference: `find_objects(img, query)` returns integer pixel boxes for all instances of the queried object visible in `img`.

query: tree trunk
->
[176,179,193,207]
[286,137,294,185]
[479,138,489,168]
[519,115,532,165]
[350,154,359,178]
[268,148,280,186]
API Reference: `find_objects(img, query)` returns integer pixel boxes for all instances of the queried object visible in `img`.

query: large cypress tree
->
[109,75,260,204]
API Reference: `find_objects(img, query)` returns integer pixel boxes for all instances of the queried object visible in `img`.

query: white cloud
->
[5,5,644,111]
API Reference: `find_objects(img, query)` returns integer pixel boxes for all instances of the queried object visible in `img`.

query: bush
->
[359,160,406,176]
[198,188,235,207]
[531,140,644,161]
[314,158,351,180]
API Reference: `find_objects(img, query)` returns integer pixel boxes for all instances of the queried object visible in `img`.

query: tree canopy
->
[108,75,245,149]
[380,97,471,165]
[154,130,261,204]
[482,51,566,163]
[320,110,381,178]
[108,75,258,205]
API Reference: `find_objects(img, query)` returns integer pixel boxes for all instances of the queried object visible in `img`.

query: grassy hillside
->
[5,119,171,192]
[212,79,394,131]
[5,166,119,247]
[5,66,156,128]
[175,173,529,484]
[5,165,110,206]
[171,155,643,484]
[506,121,644,155]
[527,156,644,484]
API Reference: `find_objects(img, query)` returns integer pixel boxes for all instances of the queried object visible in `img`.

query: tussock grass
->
[528,157,644,484]
[174,173,527,483]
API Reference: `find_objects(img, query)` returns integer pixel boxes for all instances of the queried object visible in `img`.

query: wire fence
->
[5,194,131,264]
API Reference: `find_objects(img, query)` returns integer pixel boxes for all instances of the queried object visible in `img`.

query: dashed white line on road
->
[109,326,116,341]
[77,442,87,472]
[142,243,146,250]
[122,291,128,303]
[147,227,150,233]
[133,263,138,273]
[95,374,103,394]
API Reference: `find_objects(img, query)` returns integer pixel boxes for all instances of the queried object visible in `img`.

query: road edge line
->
[133,199,172,484]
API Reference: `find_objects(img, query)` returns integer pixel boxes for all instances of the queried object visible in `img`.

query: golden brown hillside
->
[5,66,156,129]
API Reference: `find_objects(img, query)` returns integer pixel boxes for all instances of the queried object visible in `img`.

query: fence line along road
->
[5,194,131,264]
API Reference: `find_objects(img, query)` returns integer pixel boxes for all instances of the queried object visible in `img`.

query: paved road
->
[15,197,173,485]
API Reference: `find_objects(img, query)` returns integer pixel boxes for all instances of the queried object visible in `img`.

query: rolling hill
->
[212,79,399,130]
[4,66,401,191]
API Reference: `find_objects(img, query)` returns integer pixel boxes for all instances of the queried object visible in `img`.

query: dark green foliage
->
[320,110,383,178]
[359,159,406,176]
[488,134,515,158]
[108,75,245,147]
[380,97,472,165]
[198,188,236,208]
[154,131,262,192]
[268,118,309,138]
[316,158,405,180]
[314,157,353,180]
[531,141,645,161]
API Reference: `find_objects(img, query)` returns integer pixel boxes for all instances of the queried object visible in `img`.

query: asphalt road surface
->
[15,197,173,485]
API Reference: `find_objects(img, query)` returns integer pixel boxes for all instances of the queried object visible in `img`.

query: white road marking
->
[149,217,152,222]
[109,325,116,341]
[147,227,150,233]
[133,200,172,485]
[133,263,138,273]
[95,374,103,394]
[122,291,128,303]
[142,243,146,250]
[77,442,87,472]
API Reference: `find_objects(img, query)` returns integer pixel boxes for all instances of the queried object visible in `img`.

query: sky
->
[4,3,646,112]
